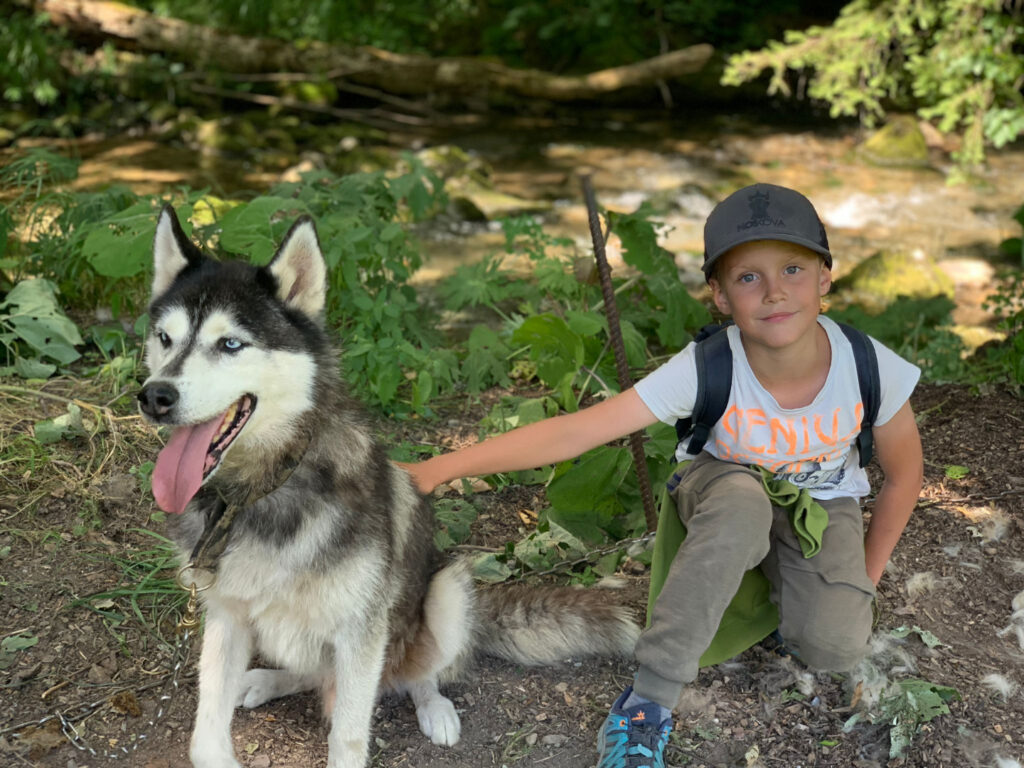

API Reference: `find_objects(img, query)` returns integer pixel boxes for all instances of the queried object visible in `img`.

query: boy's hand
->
[395,461,436,495]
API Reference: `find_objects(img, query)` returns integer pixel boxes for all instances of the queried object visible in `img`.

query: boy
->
[401,183,923,768]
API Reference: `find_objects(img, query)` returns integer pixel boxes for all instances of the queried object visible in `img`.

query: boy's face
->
[708,240,831,349]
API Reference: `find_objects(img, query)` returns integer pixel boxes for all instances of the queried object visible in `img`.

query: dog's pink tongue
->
[152,415,224,514]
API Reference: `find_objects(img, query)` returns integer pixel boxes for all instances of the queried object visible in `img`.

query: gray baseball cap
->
[702,183,831,280]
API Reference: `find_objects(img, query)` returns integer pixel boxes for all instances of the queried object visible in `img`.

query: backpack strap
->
[675,323,733,455]
[837,322,881,468]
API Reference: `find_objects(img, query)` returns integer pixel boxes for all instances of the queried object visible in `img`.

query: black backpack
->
[674,322,881,468]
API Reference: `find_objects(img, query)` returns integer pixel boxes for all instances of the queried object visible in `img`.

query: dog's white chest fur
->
[207,541,387,674]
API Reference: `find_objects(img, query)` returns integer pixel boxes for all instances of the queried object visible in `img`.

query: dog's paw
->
[237,668,291,709]
[189,740,242,768]
[415,695,461,746]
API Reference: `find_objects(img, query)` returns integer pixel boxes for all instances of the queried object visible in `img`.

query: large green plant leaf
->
[511,313,584,388]
[609,205,663,275]
[83,201,163,278]
[218,196,305,264]
[546,446,632,518]
[1,278,82,365]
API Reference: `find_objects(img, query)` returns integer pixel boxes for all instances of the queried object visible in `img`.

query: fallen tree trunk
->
[28,0,713,102]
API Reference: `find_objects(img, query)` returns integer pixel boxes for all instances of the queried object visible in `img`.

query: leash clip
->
[176,563,215,633]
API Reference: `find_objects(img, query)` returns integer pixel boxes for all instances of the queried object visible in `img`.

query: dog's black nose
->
[138,382,179,418]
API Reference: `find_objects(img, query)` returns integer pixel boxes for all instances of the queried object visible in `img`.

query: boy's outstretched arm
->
[864,400,924,585]
[400,388,659,495]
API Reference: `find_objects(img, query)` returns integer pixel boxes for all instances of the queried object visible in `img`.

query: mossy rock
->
[280,80,338,107]
[833,249,954,311]
[857,116,930,168]
[416,145,491,185]
[449,179,552,220]
[415,145,550,220]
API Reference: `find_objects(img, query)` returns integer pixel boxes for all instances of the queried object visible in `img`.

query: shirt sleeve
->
[871,338,921,426]
[633,342,700,425]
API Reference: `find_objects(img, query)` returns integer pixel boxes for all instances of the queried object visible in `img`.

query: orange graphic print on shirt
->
[714,402,864,485]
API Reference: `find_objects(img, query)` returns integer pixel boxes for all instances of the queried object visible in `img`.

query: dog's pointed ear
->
[266,216,327,318]
[152,205,201,298]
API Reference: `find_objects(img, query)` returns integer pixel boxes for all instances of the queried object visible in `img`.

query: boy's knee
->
[785,620,871,672]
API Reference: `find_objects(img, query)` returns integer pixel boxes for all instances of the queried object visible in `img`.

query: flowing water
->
[24,114,1024,331]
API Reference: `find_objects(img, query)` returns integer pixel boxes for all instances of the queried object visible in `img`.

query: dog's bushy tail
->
[475,585,640,665]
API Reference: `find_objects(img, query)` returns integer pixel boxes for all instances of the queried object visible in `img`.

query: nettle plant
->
[438,206,711,553]
[0,150,449,410]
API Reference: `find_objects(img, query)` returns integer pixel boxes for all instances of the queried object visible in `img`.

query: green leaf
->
[890,625,947,648]
[472,552,514,584]
[479,395,560,435]
[1,634,38,653]
[34,403,86,444]
[511,313,584,389]
[434,498,478,551]
[608,205,664,275]
[546,446,632,516]
[512,521,590,571]
[218,197,303,264]
[565,309,605,337]
[82,201,158,278]
[464,325,511,392]
[1,278,82,365]
[0,633,38,669]
[619,319,648,368]
[14,357,56,378]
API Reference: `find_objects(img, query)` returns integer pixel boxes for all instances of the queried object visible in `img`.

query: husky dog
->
[137,206,640,768]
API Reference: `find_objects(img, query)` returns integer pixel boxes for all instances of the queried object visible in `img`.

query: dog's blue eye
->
[157,331,171,348]
[221,338,244,352]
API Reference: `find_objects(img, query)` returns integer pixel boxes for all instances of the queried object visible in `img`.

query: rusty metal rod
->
[579,174,658,532]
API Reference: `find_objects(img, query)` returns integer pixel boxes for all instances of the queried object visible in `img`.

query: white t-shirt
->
[635,316,920,500]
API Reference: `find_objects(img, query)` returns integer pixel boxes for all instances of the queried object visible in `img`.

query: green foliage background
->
[3,1,1021,172]
[723,0,1024,173]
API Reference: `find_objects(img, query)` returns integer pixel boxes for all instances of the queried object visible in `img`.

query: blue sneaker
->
[596,686,672,768]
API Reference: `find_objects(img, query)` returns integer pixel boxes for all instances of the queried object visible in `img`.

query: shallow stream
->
[30,114,1024,332]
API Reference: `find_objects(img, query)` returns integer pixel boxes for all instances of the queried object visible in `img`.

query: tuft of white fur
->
[756,654,817,701]
[847,631,924,711]
[997,592,1024,652]
[847,657,891,711]
[423,562,475,675]
[995,758,1023,768]
[963,506,1009,543]
[595,575,628,589]
[942,544,962,557]
[997,615,1024,652]
[980,673,1018,699]
[791,663,816,697]
[906,571,938,600]
[1010,560,1024,575]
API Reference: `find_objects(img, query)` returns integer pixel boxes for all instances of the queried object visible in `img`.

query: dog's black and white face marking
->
[138,206,327,514]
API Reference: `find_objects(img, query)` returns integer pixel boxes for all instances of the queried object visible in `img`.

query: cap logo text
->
[737,190,784,231]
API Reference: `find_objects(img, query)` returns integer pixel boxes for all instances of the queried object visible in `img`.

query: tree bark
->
[28,0,713,102]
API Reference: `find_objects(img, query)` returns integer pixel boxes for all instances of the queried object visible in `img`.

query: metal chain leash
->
[510,530,657,581]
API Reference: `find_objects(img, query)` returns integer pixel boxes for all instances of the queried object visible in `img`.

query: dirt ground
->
[1,376,1023,768]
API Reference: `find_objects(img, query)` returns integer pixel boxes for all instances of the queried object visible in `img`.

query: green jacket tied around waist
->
[646,461,829,666]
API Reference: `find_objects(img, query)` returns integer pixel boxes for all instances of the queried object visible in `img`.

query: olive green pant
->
[634,453,876,709]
